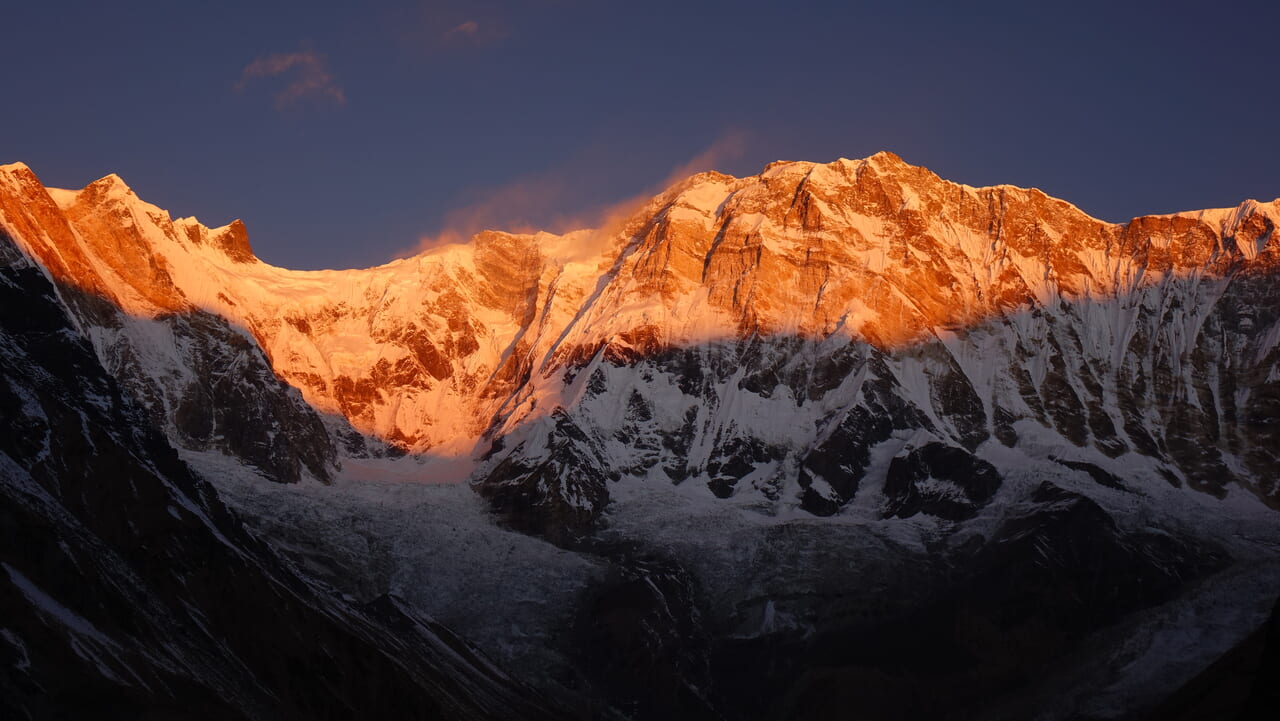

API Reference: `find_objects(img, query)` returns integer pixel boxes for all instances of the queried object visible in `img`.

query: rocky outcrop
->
[477,409,616,545]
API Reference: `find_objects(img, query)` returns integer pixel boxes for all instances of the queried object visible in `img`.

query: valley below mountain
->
[2,152,1279,720]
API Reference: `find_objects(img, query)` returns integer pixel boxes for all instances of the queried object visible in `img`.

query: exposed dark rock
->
[882,442,1002,520]
[476,409,613,546]
[705,434,785,499]
[1040,334,1090,447]
[925,346,989,451]
[1051,457,1127,491]
[660,406,700,482]
[86,292,336,484]
[798,406,893,515]
[572,553,717,720]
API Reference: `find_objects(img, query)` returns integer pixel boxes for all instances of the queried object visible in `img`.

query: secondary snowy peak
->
[0,164,257,316]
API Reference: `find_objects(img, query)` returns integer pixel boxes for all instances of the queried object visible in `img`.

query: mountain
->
[1,153,1278,720]
[4,153,1279,523]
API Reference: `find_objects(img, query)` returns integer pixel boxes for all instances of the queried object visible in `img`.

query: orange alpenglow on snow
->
[1,154,1276,452]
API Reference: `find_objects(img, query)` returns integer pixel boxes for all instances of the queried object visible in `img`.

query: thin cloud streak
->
[236,51,346,110]
[445,20,481,38]
[402,130,750,258]
[401,0,511,51]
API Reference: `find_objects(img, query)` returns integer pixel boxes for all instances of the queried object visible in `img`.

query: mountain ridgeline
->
[2,153,1279,720]
[1,153,1277,530]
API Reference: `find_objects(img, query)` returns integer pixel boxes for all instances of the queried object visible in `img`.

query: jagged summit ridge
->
[5,154,1280,721]
[1,155,1278,518]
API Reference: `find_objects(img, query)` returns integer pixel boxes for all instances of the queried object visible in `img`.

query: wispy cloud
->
[651,130,750,194]
[397,0,511,51]
[402,130,751,257]
[236,51,345,110]
[445,20,481,38]
[436,16,507,48]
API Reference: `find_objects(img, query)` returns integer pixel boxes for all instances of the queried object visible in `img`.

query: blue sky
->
[3,0,1277,269]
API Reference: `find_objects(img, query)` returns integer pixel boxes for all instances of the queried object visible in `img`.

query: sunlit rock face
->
[1,154,1278,513]
[472,152,1280,534]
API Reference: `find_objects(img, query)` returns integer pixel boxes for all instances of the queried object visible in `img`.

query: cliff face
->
[471,153,1280,531]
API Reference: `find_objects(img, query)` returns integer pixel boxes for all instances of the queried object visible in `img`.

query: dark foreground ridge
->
[0,229,563,720]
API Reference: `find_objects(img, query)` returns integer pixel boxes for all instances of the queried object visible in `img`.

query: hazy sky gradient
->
[3,0,1277,269]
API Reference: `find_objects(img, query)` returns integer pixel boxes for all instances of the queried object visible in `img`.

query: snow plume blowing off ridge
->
[403,130,750,260]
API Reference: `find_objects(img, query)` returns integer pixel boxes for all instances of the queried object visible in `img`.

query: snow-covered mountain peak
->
[1162,196,1280,232]
[82,171,133,195]
[0,161,33,179]
[0,161,44,196]
[3,153,1280,504]
[7,151,1280,721]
